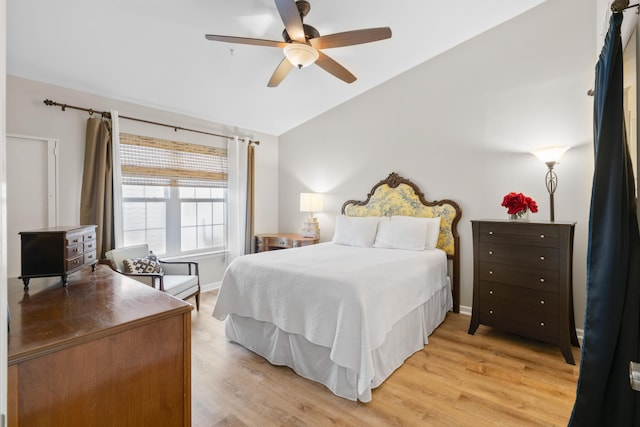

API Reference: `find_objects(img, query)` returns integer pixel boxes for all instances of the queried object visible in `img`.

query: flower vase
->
[509,209,530,221]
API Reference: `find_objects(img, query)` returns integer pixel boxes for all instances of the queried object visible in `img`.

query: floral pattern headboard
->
[341,172,462,312]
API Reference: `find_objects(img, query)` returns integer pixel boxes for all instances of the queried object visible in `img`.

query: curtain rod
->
[43,99,259,145]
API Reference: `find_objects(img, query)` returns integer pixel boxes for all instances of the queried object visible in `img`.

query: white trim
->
[1,1,9,417]
[111,110,124,248]
[47,139,59,225]
[7,133,59,226]
[161,249,226,262]
[458,304,472,317]
[201,281,221,293]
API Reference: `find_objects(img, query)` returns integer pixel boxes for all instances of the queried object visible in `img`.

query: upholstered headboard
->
[341,172,462,313]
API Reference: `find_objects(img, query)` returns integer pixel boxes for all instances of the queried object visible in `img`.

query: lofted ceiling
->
[7,0,547,136]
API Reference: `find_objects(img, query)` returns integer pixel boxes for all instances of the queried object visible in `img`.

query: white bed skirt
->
[224,279,453,402]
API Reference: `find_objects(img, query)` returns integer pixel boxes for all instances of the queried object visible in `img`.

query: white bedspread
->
[212,242,449,395]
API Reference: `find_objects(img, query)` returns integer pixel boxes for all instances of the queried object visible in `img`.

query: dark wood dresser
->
[19,225,98,288]
[468,220,580,364]
[255,233,319,252]
[8,265,192,426]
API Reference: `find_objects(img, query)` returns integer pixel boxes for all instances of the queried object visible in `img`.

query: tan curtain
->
[80,117,115,259]
[244,142,256,254]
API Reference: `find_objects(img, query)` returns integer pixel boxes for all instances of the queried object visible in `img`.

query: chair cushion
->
[162,275,199,296]
[123,254,164,274]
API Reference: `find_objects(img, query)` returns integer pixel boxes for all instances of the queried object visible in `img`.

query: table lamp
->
[300,193,324,239]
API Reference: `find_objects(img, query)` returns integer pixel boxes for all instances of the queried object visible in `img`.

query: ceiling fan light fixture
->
[283,43,318,69]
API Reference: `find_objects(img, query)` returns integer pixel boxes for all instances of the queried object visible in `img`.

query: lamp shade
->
[300,193,324,213]
[533,146,570,164]
[284,43,319,68]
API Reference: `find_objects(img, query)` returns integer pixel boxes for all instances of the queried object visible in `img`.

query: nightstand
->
[468,220,579,364]
[255,233,319,252]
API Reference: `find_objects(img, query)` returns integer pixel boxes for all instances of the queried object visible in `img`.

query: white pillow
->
[332,215,381,247]
[373,217,427,251]
[391,216,441,249]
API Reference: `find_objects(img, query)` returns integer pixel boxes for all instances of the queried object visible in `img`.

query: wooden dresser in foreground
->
[255,233,319,252]
[19,225,98,288]
[468,220,579,364]
[8,265,193,427]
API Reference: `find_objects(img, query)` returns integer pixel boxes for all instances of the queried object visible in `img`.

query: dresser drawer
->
[478,282,558,314]
[478,242,559,268]
[84,251,97,265]
[66,243,84,258]
[255,234,318,252]
[275,237,291,248]
[84,239,97,253]
[66,255,85,271]
[478,221,561,247]
[477,303,559,343]
[66,232,85,246]
[479,261,559,291]
[257,236,291,248]
[83,230,97,241]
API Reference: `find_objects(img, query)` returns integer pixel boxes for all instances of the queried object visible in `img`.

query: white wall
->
[278,0,595,325]
[6,75,279,286]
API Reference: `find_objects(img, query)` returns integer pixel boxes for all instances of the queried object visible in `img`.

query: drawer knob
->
[488,231,493,235]
[540,256,545,260]
[489,290,493,295]
[540,278,545,283]
[489,310,494,314]
[488,251,493,255]
[540,322,545,326]
[540,234,545,238]
[540,300,545,305]
[489,270,493,275]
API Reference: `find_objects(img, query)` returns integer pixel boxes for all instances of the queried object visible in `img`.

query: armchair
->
[103,244,200,311]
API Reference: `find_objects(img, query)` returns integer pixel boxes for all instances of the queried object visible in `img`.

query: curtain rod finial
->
[611,0,630,13]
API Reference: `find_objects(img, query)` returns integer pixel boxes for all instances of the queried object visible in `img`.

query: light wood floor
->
[191,290,580,426]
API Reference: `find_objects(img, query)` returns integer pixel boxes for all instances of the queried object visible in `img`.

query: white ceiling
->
[7,0,547,136]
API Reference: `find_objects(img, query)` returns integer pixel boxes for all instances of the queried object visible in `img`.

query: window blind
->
[119,133,228,188]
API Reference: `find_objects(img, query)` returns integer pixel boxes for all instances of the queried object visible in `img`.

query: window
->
[119,133,227,256]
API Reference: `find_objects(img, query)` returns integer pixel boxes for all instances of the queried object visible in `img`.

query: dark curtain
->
[80,117,115,259]
[244,142,256,254]
[569,12,640,426]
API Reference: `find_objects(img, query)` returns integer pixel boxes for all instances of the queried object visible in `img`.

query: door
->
[6,135,58,278]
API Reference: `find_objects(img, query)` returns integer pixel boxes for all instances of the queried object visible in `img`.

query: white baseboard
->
[201,281,221,293]
[458,304,472,317]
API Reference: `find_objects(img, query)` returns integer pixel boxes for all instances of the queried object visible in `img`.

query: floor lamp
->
[533,146,569,222]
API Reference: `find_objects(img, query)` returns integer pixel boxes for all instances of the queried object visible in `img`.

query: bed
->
[212,172,461,402]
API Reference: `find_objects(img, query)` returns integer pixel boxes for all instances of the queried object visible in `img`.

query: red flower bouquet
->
[501,192,538,219]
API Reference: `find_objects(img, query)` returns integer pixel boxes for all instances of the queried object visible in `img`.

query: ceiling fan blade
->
[205,34,288,48]
[309,27,392,50]
[267,57,294,87]
[275,0,305,42]
[315,51,356,84]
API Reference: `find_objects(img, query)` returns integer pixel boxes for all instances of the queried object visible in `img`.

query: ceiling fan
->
[205,0,392,87]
